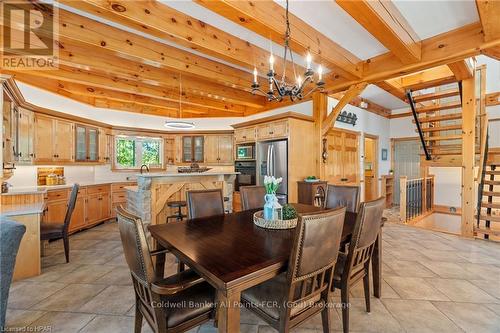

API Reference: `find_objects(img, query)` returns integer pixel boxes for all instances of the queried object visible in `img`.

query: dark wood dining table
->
[148,203,383,333]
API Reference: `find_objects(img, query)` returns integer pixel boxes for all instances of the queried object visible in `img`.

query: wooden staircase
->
[407,83,480,166]
[476,147,500,239]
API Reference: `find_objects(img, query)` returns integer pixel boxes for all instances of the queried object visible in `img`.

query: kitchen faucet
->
[140,164,150,174]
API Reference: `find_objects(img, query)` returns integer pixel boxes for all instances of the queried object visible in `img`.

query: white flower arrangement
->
[264,175,283,194]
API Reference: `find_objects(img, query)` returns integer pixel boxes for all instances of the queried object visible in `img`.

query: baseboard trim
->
[433,205,462,216]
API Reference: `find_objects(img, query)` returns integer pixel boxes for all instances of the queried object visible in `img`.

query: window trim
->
[113,135,165,171]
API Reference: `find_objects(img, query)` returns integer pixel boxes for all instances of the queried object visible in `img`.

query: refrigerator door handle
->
[271,145,275,176]
[266,145,271,176]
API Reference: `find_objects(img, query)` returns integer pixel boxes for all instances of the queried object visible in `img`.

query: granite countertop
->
[1,202,47,217]
[2,179,138,196]
[137,171,239,178]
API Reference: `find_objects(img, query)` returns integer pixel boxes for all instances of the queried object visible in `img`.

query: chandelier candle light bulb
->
[269,54,275,72]
[318,65,323,81]
[306,53,312,70]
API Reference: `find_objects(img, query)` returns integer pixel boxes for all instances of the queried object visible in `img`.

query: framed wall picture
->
[381,148,388,161]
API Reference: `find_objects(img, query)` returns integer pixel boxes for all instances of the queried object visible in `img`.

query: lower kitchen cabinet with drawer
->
[44,182,135,233]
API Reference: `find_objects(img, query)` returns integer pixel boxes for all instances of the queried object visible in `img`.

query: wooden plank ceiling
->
[3,0,500,118]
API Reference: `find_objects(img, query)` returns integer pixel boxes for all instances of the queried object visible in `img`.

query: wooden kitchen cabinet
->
[34,114,74,163]
[44,200,68,224]
[69,197,86,231]
[234,127,256,143]
[204,135,233,165]
[86,194,101,224]
[75,124,99,162]
[256,120,289,141]
[17,108,35,164]
[182,136,204,163]
[98,128,111,163]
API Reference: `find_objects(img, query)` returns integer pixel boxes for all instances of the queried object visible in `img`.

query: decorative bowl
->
[304,178,320,182]
[253,210,298,229]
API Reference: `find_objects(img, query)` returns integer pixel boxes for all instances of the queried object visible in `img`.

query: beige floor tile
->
[78,285,135,315]
[469,280,500,300]
[31,283,106,311]
[349,278,400,299]
[93,266,132,285]
[485,303,500,316]
[433,301,500,333]
[417,249,469,263]
[24,262,81,283]
[334,298,403,333]
[418,260,483,280]
[384,260,437,278]
[5,309,46,329]
[79,314,135,333]
[426,278,498,303]
[296,310,343,331]
[29,311,95,332]
[57,264,115,284]
[382,299,462,333]
[7,282,67,309]
[383,276,449,301]
[462,262,500,281]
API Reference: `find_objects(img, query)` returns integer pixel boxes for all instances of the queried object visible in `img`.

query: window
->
[115,136,163,169]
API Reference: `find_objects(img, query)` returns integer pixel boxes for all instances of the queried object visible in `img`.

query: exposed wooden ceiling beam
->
[447,60,474,81]
[4,3,268,92]
[386,65,456,91]
[375,81,407,102]
[322,83,368,135]
[346,23,500,94]
[193,0,362,80]
[329,92,391,118]
[476,0,500,42]
[481,45,500,60]
[59,0,303,80]
[486,92,500,107]
[13,74,246,117]
[336,0,421,64]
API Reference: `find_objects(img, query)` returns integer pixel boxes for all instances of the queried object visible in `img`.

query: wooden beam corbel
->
[321,83,368,136]
[447,59,474,81]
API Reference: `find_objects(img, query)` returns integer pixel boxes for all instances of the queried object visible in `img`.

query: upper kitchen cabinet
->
[75,124,98,162]
[2,91,17,168]
[98,128,112,164]
[204,135,233,165]
[234,127,256,143]
[34,114,74,163]
[256,120,289,141]
[17,108,35,164]
[182,136,204,163]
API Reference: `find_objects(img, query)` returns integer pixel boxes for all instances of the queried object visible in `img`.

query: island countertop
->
[136,171,239,178]
[1,202,47,217]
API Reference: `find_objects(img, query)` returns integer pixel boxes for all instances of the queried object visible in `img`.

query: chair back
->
[324,184,360,213]
[63,184,79,234]
[186,189,224,219]
[240,186,266,210]
[344,197,385,281]
[284,207,346,318]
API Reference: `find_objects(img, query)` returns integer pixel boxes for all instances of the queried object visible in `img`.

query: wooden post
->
[399,176,407,223]
[313,92,328,179]
[461,76,476,238]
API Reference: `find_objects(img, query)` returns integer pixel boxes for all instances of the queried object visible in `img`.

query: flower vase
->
[264,194,282,220]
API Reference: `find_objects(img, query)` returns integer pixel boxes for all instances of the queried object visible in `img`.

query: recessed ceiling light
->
[164,121,195,129]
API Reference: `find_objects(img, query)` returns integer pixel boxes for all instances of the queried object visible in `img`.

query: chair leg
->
[341,285,350,333]
[63,235,70,263]
[363,273,371,313]
[321,301,332,333]
[134,301,143,333]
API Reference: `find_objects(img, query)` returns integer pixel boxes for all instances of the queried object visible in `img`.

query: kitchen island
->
[126,172,238,228]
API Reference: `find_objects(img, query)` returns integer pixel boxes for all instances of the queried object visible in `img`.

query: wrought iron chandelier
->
[251,0,324,102]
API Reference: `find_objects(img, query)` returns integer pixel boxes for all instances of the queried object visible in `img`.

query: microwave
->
[236,144,255,160]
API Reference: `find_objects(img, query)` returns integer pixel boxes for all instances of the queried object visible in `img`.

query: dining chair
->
[40,184,79,263]
[333,197,385,333]
[116,206,215,333]
[324,184,360,213]
[241,207,347,333]
[186,189,224,219]
[239,185,266,211]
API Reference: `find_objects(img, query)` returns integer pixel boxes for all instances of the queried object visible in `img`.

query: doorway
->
[364,135,378,201]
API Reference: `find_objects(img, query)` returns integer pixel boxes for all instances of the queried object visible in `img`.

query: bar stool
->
[166,200,187,222]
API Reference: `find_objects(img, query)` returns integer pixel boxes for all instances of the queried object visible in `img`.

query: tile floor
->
[6,212,500,333]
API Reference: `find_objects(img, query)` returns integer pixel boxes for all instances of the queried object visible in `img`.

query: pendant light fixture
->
[165,73,195,129]
[251,0,325,102]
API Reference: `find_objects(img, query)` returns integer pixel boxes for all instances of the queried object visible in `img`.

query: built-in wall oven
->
[234,161,256,191]
[236,144,255,160]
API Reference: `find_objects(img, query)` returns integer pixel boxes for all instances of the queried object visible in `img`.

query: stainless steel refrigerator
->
[257,139,288,204]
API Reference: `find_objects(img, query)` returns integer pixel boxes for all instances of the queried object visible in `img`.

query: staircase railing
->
[399,175,434,223]
[406,90,431,160]
[476,114,489,232]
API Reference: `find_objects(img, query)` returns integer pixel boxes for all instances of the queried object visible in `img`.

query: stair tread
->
[483,180,500,185]
[485,171,500,175]
[479,214,500,222]
[483,191,500,196]
[416,102,462,113]
[417,113,462,123]
[474,226,500,236]
[420,125,462,132]
[481,202,500,209]
[424,135,462,141]
[412,89,461,102]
